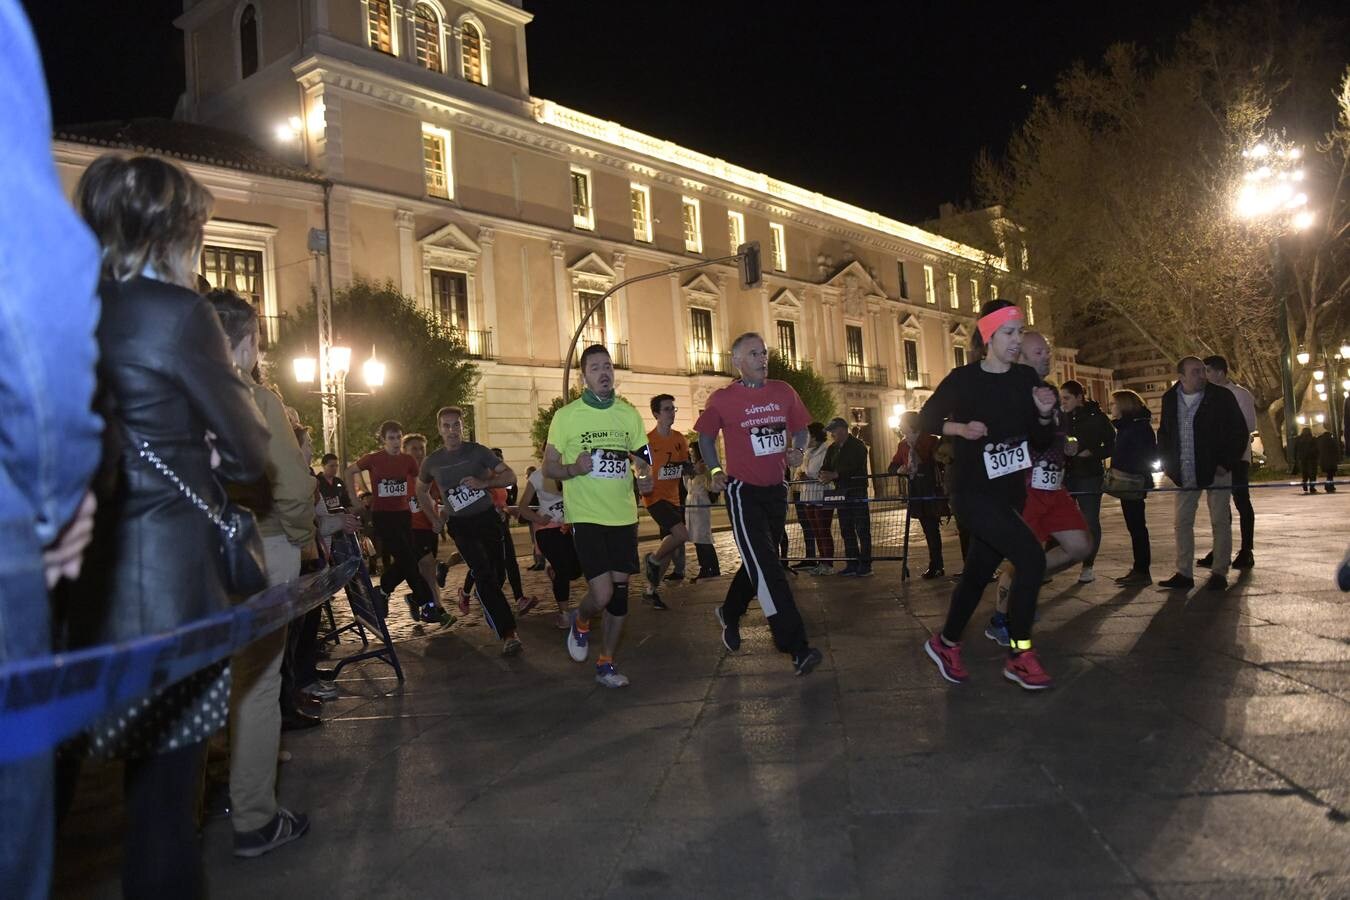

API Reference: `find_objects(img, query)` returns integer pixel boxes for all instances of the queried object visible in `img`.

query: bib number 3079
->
[982,441,1031,480]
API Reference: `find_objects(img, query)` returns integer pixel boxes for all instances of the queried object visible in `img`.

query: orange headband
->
[977,306,1024,343]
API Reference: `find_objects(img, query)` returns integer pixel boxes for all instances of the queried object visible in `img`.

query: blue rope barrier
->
[0,559,358,764]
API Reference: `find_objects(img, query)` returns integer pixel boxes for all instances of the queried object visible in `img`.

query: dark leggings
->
[123,741,207,899]
[1120,498,1151,573]
[1301,460,1318,489]
[695,542,721,575]
[535,526,582,605]
[372,511,432,606]
[943,492,1045,644]
[918,512,943,569]
[464,516,525,599]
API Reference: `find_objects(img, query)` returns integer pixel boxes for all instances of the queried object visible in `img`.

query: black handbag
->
[126,433,268,596]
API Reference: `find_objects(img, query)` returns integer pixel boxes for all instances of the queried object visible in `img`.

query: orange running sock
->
[575,616,590,633]
[597,655,613,666]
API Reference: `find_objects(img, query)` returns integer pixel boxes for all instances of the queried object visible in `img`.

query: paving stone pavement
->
[55,487,1350,898]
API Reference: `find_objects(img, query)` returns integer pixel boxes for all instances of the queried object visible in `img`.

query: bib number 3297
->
[982,441,1031,480]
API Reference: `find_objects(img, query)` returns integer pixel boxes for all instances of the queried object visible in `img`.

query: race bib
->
[590,449,629,479]
[376,478,407,498]
[750,423,787,457]
[544,498,565,521]
[983,441,1031,480]
[324,495,342,511]
[658,462,683,480]
[446,484,485,511]
[1030,465,1063,491]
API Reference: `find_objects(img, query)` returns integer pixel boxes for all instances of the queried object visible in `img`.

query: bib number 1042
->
[982,441,1031,480]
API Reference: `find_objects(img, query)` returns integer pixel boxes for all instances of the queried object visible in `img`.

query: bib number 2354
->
[982,441,1031,480]
[590,449,628,479]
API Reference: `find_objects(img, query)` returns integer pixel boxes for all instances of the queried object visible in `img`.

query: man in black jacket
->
[819,417,873,576]
[1156,356,1250,591]
[1061,381,1115,584]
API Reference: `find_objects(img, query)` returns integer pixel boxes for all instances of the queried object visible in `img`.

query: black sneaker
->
[665,572,685,582]
[1232,550,1255,570]
[1196,552,1214,568]
[793,647,823,677]
[650,594,670,611]
[644,552,662,589]
[855,567,874,578]
[1158,573,1195,590]
[233,807,310,859]
[714,606,740,651]
[1204,573,1228,592]
[436,561,449,588]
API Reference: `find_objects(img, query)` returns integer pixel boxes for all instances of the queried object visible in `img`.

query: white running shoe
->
[595,662,629,688]
[566,610,590,663]
[1078,566,1095,584]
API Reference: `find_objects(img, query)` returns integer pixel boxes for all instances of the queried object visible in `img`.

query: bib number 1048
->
[982,441,1031,480]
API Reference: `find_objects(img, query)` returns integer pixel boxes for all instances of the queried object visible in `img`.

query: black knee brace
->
[607,580,629,617]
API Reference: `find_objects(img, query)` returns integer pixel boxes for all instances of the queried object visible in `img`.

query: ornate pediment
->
[899,312,923,335]
[826,259,886,320]
[568,251,617,292]
[770,288,803,322]
[682,272,722,308]
[420,222,481,271]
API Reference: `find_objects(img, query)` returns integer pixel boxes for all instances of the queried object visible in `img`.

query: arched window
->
[413,3,443,73]
[239,4,258,78]
[459,21,484,84]
[367,0,394,54]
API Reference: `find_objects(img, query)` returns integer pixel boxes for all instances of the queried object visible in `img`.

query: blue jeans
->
[0,545,53,900]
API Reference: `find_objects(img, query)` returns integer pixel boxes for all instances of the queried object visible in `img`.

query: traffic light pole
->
[560,244,760,396]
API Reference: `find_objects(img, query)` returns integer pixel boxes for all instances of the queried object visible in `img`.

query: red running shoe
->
[457,589,471,616]
[923,634,968,684]
[1004,650,1053,691]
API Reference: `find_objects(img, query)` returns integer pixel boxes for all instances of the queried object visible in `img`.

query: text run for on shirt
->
[983,441,1031,480]
[590,449,628,479]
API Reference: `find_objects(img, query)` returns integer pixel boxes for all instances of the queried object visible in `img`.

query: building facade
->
[53,0,1056,475]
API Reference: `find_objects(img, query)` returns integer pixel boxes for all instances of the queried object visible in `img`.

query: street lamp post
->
[292,343,382,471]
[1233,137,1314,464]
[1294,342,1349,454]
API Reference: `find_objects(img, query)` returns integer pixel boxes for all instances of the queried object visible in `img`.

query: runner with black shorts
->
[695,332,823,676]
[417,406,525,656]
[517,465,582,629]
[544,344,653,688]
[346,419,435,621]
[919,300,1059,690]
[402,433,453,625]
[641,393,692,609]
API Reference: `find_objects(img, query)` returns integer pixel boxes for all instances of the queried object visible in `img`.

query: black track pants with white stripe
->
[721,479,810,657]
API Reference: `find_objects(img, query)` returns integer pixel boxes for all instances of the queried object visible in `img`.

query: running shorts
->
[646,500,684,536]
[571,522,639,581]
[1020,488,1088,544]
[412,528,439,560]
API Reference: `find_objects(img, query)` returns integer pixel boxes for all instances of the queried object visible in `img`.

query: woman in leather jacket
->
[65,155,268,897]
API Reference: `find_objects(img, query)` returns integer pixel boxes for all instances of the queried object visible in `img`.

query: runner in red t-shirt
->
[694,332,822,676]
[345,419,436,622]
[401,433,453,625]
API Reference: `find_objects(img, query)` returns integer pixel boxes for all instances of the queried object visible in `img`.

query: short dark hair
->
[321,453,338,464]
[491,448,503,458]
[1177,356,1203,374]
[650,393,675,416]
[1111,389,1146,417]
[579,344,610,371]
[401,433,427,449]
[807,421,827,443]
[378,419,404,438]
[1202,355,1228,373]
[1061,380,1085,398]
[436,405,464,423]
[206,289,258,349]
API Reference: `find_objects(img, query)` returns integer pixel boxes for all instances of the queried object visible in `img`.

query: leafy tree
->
[265,279,479,457]
[768,350,838,424]
[977,5,1350,467]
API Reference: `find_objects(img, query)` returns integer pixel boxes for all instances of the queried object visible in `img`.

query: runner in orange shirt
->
[641,394,692,609]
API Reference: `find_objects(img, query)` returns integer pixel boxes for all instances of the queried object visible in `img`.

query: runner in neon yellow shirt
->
[544,344,653,687]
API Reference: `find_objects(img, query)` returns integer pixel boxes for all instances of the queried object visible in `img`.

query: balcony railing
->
[689,348,735,376]
[837,363,888,386]
[902,370,931,389]
[606,341,630,369]
[436,325,496,360]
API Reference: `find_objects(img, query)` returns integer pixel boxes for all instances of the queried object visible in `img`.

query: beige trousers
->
[1174,470,1232,578]
[229,533,299,832]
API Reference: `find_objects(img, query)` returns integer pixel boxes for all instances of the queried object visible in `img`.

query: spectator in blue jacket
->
[1109,390,1157,587]
[0,2,104,896]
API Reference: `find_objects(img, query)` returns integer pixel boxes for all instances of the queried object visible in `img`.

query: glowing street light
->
[1296,414,1307,426]
[363,346,386,389]
[293,354,317,384]
[1296,346,1311,366]
[1314,369,1326,382]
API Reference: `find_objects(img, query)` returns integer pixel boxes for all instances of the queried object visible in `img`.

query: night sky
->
[25,0,1244,221]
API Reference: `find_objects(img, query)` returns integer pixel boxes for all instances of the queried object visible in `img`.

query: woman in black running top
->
[919,299,1059,691]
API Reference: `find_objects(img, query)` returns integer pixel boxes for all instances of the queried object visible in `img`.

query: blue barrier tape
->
[0,559,359,764]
